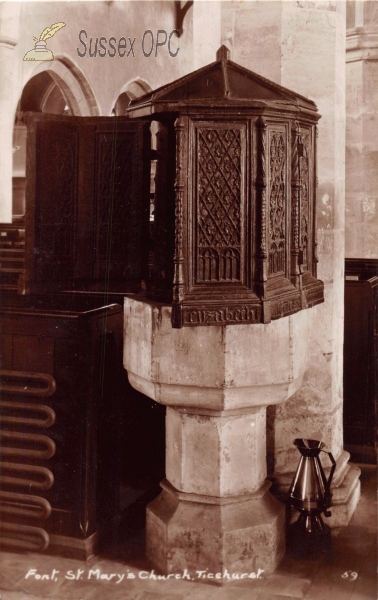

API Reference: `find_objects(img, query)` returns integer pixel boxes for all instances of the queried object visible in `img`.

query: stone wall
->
[345,0,378,258]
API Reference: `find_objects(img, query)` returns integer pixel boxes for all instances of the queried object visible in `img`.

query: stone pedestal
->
[124,297,311,576]
[166,408,267,496]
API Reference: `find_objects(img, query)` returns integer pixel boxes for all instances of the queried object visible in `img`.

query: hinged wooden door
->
[24,113,151,295]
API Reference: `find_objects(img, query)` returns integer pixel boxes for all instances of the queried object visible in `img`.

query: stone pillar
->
[192,1,221,70]
[275,0,361,527]
[0,3,20,222]
[220,0,360,527]
[345,0,378,258]
[124,298,311,576]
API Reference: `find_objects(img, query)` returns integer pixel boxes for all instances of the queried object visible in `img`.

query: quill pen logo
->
[24,22,66,61]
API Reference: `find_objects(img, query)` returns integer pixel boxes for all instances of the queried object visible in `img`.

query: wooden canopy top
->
[127,45,318,117]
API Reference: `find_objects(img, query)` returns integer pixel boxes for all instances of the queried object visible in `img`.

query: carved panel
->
[95,133,135,268]
[151,122,176,302]
[30,121,78,289]
[24,114,150,295]
[182,304,260,326]
[196,126,244,284]
[299,131,310,272]
[93,126,150,285]
[256,117,268,296]
[173,117,186,304]
[290,121,300,283]
[313,126,319,274]
[271,297,302,320]
[268,130,286,276]
[38,133,77,258]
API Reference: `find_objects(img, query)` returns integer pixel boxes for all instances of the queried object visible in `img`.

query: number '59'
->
[342,571,358,581]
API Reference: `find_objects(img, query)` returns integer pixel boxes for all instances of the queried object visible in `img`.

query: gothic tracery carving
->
[269,131,286,276]
[173,117,186,303]
[299,132,310,272]
[196,127,242,283]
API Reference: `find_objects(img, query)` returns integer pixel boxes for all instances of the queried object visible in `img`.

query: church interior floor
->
[0,464,376,600]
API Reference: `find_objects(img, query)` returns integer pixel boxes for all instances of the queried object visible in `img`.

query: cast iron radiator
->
[0,369,56,551]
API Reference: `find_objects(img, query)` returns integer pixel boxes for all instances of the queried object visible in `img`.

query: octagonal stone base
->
[146,480,285,579]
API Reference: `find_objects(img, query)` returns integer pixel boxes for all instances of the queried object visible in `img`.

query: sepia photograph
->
[0,0,376,599]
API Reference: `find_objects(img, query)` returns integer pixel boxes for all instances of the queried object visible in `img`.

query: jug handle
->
[321,449,336,516]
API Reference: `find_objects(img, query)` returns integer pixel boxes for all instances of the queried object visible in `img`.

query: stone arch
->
[120,78,152,99]
[12,55,99,215]
[26,54,99,116]
[111,78,152,116]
